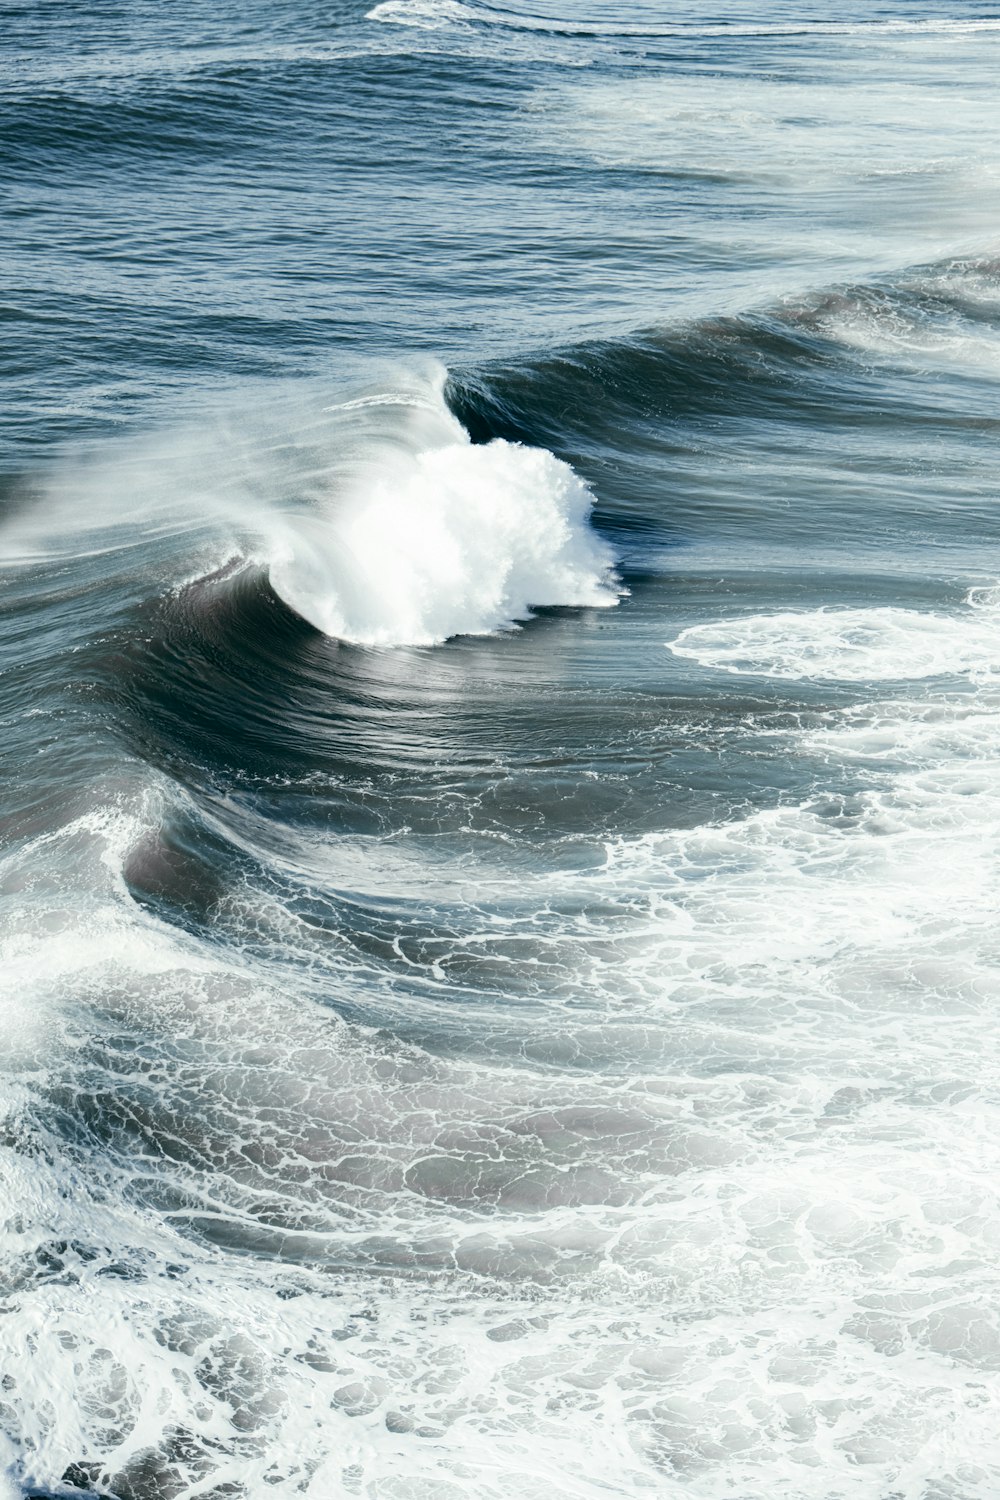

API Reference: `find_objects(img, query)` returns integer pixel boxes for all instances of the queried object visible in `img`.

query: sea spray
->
[268,429,622,646]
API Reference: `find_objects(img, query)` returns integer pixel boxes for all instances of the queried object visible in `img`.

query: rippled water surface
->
[5,2,1000,1497]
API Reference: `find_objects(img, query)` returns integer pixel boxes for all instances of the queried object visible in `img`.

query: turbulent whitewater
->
[6,2,1000,1499]
[268,377,621,644]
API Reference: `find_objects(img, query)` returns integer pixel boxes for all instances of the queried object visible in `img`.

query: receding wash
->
[3,2,1000,1498]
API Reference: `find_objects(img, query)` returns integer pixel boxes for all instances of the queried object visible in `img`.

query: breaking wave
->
[267,375,622,645]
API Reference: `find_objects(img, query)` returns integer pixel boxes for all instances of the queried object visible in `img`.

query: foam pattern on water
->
[669,588,1000,683]
[7,677,1000,1496]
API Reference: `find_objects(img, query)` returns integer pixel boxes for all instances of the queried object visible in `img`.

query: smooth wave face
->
[7,2,1000,1499]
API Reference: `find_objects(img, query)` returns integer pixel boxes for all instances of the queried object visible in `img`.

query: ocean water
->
[5,2,1000,1497]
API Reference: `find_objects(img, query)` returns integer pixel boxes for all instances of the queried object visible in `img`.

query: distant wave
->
[368,0,1000,40]
[451,254,1000,449]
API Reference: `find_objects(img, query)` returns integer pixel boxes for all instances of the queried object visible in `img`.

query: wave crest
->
[268,381,622,646]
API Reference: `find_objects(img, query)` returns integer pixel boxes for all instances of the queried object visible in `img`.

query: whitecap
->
[268,376,622,646]
[668,591,1000,683]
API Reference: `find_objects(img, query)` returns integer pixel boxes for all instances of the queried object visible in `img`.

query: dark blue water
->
[5,4,1000,1497]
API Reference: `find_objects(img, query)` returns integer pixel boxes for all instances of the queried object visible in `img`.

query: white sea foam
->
[367,1,1000,39]
[367,0,482,28]
[267,379,622,646]
[668,589,1000,682]
[10,679,1000,1496]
